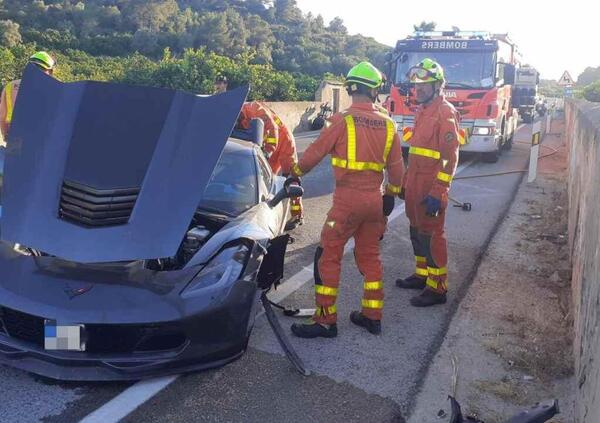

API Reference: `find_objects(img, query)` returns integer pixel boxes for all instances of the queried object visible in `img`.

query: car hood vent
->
[59,181,140,228]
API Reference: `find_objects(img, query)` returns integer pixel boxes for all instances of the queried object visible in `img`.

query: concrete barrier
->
[565,99,600,423]
[264,101,320,134]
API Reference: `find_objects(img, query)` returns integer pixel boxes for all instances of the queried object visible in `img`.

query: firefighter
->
[262,105,304,226]
[1,51,56,141]
[213,75,228,94]
[290,61,405,338]
[395,58,461,307]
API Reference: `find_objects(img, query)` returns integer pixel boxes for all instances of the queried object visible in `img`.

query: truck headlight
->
[181,244,250,298]
[472,126,494,136]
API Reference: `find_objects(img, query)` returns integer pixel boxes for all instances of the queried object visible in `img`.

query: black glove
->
[383,195,395,217]
[284,176,302,188]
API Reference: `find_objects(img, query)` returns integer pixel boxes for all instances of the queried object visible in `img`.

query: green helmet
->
[408,58,444,84]
[345,61,384,90]
[29,51,56,71]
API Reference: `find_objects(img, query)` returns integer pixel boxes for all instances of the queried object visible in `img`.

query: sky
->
[295,0,596,81]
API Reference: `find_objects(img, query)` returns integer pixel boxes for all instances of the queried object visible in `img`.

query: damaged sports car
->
[0,65,304,381]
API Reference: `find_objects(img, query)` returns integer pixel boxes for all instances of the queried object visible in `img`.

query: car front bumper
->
[0,248,262,381]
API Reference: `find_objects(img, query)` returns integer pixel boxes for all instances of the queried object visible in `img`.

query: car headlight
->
[181,244,250,298]
[472,126,494,136]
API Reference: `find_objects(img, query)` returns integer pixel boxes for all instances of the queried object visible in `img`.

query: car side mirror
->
[250,118,264,147]
[230,118,264,147]
[268,184,304,208]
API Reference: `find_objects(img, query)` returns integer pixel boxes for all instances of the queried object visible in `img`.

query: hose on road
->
[449,143,560,210]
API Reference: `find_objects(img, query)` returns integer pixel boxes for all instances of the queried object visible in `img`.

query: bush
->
[583,81,600,102]
[0,44,321,102]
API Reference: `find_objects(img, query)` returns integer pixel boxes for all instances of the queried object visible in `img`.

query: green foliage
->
[0,0,390,78]
[539,79,563,98]
[413,21,437,32]
[583,81,600,102]
[0,19,21,47]
[577,66,600,87]
[0,44,318,101]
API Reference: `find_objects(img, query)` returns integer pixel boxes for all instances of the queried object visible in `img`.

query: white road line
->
[80,159,475,423]
[79,375,178,423]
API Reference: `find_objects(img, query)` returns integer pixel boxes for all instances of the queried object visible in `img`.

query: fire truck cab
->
[386,31,520,163]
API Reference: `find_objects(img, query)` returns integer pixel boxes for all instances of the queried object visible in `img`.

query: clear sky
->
[296,0,595,81]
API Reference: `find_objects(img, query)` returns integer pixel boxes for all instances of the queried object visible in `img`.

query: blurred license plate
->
[44,320,86,351]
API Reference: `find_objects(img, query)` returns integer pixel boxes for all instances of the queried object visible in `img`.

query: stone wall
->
[565,99,600,423]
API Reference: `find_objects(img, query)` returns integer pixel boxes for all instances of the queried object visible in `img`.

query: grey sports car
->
[0,66,303,381]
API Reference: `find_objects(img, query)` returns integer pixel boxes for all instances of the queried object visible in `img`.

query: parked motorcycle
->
[311,102,333,130]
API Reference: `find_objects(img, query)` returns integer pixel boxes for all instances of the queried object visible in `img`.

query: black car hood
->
[0,65,248,263]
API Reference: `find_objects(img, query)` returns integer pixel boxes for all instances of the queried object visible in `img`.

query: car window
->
[199,150,258,216]
[256,153,273,193]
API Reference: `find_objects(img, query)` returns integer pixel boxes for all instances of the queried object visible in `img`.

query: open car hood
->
[0,65,248,263]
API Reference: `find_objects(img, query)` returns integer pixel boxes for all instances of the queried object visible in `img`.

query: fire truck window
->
[396,52,495,89]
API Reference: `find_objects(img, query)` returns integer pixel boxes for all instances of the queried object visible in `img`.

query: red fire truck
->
[385,31,520,163]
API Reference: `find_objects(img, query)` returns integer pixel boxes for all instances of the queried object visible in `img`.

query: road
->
[0,124,534,423]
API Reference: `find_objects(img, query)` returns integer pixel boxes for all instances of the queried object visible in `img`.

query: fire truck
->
[513,65,540,123]
[385,31,520,163]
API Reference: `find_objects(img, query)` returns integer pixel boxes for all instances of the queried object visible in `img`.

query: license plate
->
[44,320,86,351]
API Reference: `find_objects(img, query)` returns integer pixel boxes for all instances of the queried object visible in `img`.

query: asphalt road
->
[0,124,534,423]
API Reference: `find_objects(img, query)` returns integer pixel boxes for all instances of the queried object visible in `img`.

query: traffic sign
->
[564,87,574,98]
[558,71,574,86]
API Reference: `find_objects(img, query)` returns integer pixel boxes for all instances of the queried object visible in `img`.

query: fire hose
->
[448,143,560,211]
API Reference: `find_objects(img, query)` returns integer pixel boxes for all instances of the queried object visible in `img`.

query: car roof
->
[224,138,255,155]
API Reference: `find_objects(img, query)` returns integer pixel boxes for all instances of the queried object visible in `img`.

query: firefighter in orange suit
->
[262,106,303,225]
[289,62,405,338]
[395,58,461,307]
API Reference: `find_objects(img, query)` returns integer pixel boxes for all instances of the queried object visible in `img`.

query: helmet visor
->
[407,66,437,83]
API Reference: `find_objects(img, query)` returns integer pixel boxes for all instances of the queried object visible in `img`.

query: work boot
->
[291,320,337,339]
[410,289,447,307]
[349,311,381,335]
[396,274,427,290]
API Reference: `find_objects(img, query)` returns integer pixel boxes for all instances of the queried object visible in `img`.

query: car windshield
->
[199,148,258,217]
[396,51,496,89]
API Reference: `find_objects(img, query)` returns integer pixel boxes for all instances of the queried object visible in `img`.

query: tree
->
[413,21,436,32]
[0,19,21,47]
[328,17,347,35]
[0,0,391,99]
[577,66,600,87]
[124,0,180,32]
[273,0,302,24]
[246,14,274,63]
[583,80,600,102]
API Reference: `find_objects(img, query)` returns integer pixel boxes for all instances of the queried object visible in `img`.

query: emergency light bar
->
[412,31,492,39]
